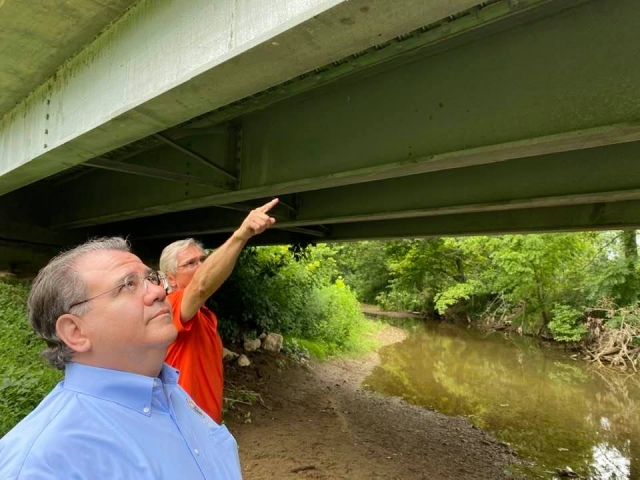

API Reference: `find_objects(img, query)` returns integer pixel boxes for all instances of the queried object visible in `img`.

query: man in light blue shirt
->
[0,237,242,479]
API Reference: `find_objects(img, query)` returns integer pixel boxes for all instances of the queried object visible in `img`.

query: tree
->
[614,230,639,307]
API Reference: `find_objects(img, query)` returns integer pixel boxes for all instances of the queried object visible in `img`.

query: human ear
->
[56,314,92,353]
[165,273,177,289]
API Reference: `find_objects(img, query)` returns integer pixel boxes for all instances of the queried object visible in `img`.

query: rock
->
[259,332,267,341]
[244,338,261,352]
[222,348,239,362]
[263,333,284,352]
[556,466,579,478]
[237,354,251,367]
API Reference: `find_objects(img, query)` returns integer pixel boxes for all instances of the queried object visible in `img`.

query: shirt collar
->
[63,362,180,416]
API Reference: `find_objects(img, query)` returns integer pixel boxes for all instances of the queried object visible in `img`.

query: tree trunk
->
[618,230,638,306]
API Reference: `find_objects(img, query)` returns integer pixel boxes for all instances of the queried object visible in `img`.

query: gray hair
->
[28,237,131,370]
[159,238,204,276]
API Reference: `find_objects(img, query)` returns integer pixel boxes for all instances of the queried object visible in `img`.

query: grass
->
[284,316,383,362]
[0,281,63,436]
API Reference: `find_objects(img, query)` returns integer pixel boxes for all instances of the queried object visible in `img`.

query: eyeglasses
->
[177,255,208,270]
[68,271,163,310]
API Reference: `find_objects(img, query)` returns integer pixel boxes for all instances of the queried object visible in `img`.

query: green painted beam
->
[129,201,640,261]
[152,133,238,182]
[85,158,229,189]
[43,0,640,229]
[10,199,640,272]
[183,0,585,130]
[131,229,309,263]
[0,0,482,195]
[87,141,640,240]
[324,201,640,240]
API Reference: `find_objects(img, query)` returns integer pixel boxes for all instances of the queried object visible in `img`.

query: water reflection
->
[362,320,640,479]
[592,442,629,479]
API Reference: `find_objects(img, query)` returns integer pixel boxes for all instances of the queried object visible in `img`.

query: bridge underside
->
[1,0,640,272]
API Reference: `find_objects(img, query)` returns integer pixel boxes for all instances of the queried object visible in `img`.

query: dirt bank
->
[223,326,519,479]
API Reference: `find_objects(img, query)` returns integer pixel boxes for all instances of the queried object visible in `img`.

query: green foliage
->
[209,246,373,356]
[328,231,640,342]
[303,279,374,355]
[209,246,315,340]
[284,337,328,361]
[325,241,391,303]
[548,304,587,342]
[0,282,62,437]
[434,280,484,315]
[376,288,427,313]
[600,303,640,330]
[615,230,640,306]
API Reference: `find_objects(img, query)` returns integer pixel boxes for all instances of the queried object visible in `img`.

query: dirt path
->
[223,326,518,479]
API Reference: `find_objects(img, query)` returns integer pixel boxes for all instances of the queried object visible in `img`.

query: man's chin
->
[166,324,179,343]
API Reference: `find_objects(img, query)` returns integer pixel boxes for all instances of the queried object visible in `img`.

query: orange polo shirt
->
[165,289,224,424]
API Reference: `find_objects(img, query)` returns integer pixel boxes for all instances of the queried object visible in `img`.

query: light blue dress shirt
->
[0,363,242,479]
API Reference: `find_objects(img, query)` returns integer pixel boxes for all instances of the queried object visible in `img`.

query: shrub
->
[548,304,587,342]
[209,247,373,357]
[304,279,373,355]
[0,282,62,436]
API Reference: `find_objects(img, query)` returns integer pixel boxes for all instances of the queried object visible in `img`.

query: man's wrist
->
[231,229,251,243]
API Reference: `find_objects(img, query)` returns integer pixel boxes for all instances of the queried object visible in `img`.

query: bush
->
[548,304,587,342]
[0,282,62,436]
[304,279,374,355]
[209,247,373,357]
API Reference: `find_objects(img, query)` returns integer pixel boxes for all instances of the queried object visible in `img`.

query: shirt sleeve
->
[167,289,196,333]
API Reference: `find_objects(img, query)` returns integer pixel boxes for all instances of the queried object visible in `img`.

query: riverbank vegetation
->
[325,231,640,370]
[209,245,375,359]
[0,281,62,437]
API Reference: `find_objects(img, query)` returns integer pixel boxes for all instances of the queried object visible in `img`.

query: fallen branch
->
[584,305,640,371]
[223,385,270,410]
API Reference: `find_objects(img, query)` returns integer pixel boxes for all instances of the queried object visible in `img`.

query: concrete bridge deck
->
[1,0,639,272]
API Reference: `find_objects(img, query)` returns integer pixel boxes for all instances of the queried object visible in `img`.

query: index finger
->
[257,198,279,214]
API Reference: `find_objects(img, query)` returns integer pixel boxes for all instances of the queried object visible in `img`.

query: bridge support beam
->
[38,0,640,231]
[91,140,640,241]
[0,0,480,196]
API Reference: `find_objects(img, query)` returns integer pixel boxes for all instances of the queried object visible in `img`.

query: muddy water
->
[363,319,640,479]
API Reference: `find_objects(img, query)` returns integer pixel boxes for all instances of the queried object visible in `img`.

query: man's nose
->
[145,280,167,305]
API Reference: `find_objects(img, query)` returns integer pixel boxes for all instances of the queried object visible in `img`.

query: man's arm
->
[179,198,278,322]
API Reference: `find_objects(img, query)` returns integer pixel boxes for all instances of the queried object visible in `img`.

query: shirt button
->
[194,448,200,456]
[143,407,150,413]
[153,380,159,387]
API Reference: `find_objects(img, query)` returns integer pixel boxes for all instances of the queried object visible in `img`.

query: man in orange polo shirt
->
[159,199,278,423]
